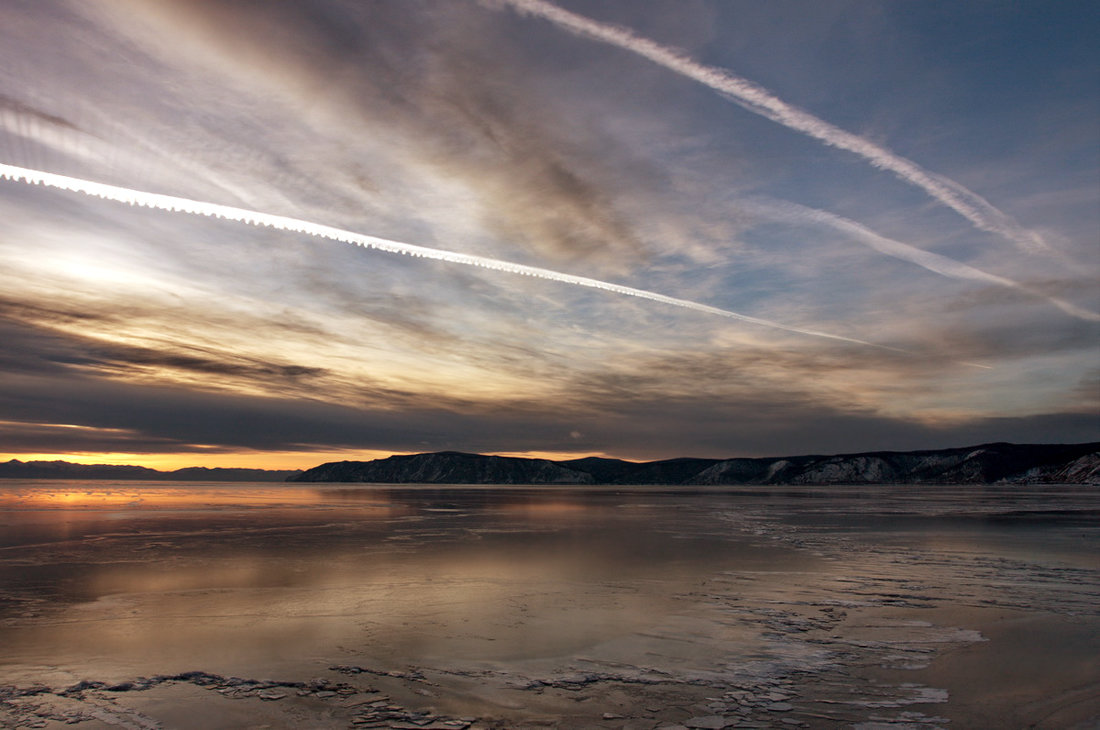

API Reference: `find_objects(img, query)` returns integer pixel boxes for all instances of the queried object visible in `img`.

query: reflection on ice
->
[0,482,387,511]
[0,481,1097,729]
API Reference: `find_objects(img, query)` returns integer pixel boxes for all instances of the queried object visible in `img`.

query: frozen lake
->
[1,481,1097,728]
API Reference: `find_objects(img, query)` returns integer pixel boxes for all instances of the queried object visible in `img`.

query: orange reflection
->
[498,500,588,517]
[0,485,385,511]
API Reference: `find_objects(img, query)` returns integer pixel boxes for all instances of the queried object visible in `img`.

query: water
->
[1,481,1097,728]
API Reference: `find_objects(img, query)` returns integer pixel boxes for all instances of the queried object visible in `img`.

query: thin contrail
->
[0,162,892,351]
[493,0,1046,254]
[743,199,1100,322]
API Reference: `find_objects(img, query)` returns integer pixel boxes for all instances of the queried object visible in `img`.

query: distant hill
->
[293,442,1100,485]
[0,460,301,481]
[293,451,592,485]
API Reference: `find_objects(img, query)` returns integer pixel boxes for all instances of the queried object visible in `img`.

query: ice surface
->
[0,482,1097,728]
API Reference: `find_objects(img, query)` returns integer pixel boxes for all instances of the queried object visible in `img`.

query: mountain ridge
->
[292,442,1100,485]
[3,442,1096,484]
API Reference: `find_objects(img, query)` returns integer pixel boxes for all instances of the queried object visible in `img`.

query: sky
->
[0,0,1097,470]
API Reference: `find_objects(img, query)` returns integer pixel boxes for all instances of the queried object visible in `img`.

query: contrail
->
[492,0,1046,253]
[743,199,1100,322]
[0,162,891,350]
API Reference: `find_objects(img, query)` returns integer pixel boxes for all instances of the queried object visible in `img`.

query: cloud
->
[741,197,1100,321]
[1,163,896,349]
[0,298,1095,461]
[0,94,81,134]
[1,361,1094,461]
[0,93,103,165]
[77,0,655,270]
[493,0,1048,253]
[0,309,324,391]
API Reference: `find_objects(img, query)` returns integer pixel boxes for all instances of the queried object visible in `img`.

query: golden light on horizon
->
[0,449,395,472]
[0,448,623,473]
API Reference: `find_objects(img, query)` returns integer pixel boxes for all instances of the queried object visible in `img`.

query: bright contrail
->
[493,0,1046,254]
[0,162,891,350]
[744,199,1100,322]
